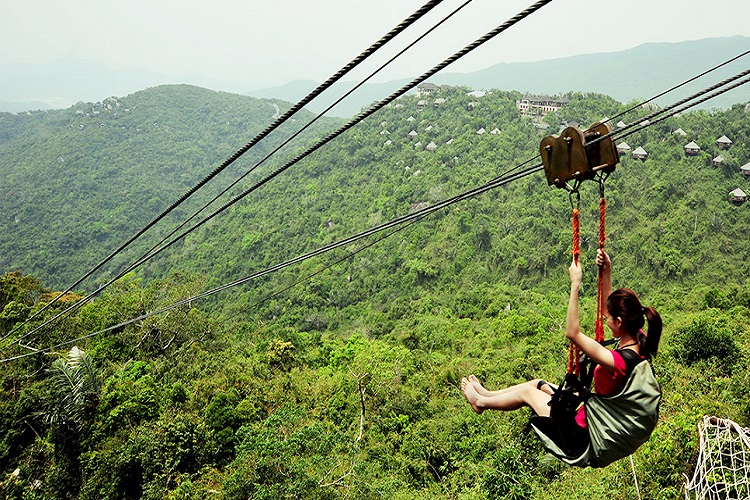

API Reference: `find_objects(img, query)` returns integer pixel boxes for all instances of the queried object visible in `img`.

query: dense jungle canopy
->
[0,84,748,499]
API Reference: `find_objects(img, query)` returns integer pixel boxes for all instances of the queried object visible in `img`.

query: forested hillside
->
[0,84,749,499]
[0,85,339,287]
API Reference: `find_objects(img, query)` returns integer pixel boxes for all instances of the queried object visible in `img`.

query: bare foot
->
[469,374,491,397]
[461,377,483,414]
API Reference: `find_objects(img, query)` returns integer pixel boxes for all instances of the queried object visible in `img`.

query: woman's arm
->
[566,258,616,372]
[597,249,612,302]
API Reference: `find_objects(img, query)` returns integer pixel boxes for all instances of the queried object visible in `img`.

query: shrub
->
[673,312,740,371]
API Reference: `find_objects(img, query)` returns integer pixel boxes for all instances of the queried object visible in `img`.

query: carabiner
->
[564,179,582,210]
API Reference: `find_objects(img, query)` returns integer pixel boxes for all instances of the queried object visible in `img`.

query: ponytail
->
[607,288,662,359]
[642,306,662,359]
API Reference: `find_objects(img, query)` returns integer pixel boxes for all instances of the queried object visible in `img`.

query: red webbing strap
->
[568,207,582,375]
[571,208,581,264]
[594,198,606,342]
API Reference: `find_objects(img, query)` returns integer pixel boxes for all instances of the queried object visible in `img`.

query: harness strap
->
[568,203,582,376]
[595,196,606,342]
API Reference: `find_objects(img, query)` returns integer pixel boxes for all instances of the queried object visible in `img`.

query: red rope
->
[572,208,581,264]
[567,342,581,376]
[594,198,606,342]
[569,207,582,375]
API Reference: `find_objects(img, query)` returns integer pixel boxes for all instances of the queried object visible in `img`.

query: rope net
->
[684,416,750,500]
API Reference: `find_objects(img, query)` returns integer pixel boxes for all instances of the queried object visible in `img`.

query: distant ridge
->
[432,36,750,108]
[1,37,748,115]
[248,36,750,117]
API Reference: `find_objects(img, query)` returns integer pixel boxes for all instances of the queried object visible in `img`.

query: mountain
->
[432,36,750,109]
[247,36,750,116]
[0,85,341,287]
[1,83,749,500]
[2,37,747,116]
[247,78,414,118]
[1,83,749,296]
[0,55,245,111]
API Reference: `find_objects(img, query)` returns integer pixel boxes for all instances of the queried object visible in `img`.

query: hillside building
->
[741,162,750,177]
[729,188,746,205]
[616,142,631,156]
[516,95,568,115]
[673,128,687,137]
[417,82,440,95]
[716,135,733,150]
[713,155,725,167]
[684,141,701,156]
[632,146,648,161]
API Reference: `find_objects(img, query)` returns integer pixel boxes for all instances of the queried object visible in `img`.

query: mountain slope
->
[247,36,750,117]
[0,84,340,287]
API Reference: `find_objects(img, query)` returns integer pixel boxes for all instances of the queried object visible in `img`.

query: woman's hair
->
[606,288,662,358]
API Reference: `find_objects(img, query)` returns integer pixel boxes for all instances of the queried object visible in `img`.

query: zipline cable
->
[0,0,448,342]
[135,0,476,271]
[8,69,748,355]
[9,67,748,352]
[172,51,750,328]
[0,162,542,363]
[2,0,554,349]
[224,217,426,325]
[126,0,553,270]
[613,74,750,142]
[490,52,750,181]
[607,47,750,124]
[596,67,750,148]
[5,66,750,363]
[12,3,740,351]
[1,0,476,347]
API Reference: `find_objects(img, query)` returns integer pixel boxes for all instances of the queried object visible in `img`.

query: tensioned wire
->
[0,162,542,363]
[6,58,748,354]
[438,64,750,188]
[593,68,750,149]
[1,0,449,340]
[606,47,750,125]
[10,4,746,350]
[473,56,750,182]
[3,0,556,349]
[130,0,477,278]
[7,55,749,353]
[4,0,478,345]
[3,70,749,363]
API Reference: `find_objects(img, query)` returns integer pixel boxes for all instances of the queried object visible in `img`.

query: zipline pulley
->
[540,121,619,188]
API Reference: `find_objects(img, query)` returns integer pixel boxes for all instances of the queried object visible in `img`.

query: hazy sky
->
[2,0,749,89]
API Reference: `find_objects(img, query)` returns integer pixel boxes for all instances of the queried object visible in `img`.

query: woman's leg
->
[461,378,552,417]
[469,374,556,397]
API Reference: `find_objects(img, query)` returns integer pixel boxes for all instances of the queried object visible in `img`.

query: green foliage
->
[1,85,750,498]
[42,346,101,431]
[266,339,296,369]
[673,311,740,370]
[481,443,538,500]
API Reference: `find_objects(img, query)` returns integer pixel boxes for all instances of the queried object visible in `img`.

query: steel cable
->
[0,162,542,363]
[2,0,448,340]
[5,68,750,363]
[2,0,554,349]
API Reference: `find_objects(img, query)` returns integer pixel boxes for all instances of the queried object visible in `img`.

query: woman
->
[461,249,662,455]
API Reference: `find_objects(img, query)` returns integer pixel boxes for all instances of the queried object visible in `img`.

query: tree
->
[39,346,101,499]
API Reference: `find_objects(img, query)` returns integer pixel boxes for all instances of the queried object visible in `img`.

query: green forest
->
[0,84,749,499]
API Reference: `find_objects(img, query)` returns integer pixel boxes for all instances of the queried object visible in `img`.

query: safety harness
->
[531,122,662,468]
